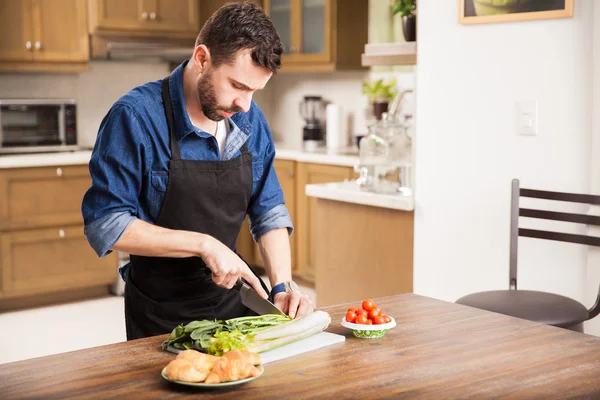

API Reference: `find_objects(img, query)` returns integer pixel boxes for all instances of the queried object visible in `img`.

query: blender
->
[299,95,325,151]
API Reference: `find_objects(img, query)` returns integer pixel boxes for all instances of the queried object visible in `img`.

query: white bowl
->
[341,316,396,338]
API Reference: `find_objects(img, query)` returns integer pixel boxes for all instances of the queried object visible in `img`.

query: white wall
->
[586,4,600,335]
[266,70,415,148]
[414,0,594,320]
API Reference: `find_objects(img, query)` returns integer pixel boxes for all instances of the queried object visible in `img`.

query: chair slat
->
[520,188,600,205]
[520,208,600,226]
[519,228,600,247]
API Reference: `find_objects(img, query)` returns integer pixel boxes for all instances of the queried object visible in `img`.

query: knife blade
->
[234,279,286,316]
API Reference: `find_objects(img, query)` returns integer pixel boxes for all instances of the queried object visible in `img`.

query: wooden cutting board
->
[166,331,345,364]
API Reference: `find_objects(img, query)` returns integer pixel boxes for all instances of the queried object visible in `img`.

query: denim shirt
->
[82,60,293,262]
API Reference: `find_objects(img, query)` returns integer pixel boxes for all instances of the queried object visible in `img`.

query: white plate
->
[161,364,264,388]
[341,316,396,331]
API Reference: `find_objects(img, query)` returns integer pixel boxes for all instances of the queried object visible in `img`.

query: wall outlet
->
[515,99,538,136]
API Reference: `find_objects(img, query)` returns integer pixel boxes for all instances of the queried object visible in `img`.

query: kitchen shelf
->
[361,41,417,66]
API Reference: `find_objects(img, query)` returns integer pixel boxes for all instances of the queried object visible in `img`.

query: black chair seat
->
[456,290,589,328]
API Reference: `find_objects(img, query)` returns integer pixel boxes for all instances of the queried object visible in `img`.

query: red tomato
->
[355,315,368,324]
[382,315,392,323]
[362,299,375,311]
[345,311,357,323]
[356,309,369,317]
[373,316,385,325]
[366,319,373,325]
[347,307,357,314]
[369,307,381,319]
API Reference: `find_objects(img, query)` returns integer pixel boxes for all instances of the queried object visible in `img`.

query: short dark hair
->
[196,2,283,73]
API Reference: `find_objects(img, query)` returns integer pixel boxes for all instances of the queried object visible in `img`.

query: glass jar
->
[372,114,412,195]
[354,124,388,191]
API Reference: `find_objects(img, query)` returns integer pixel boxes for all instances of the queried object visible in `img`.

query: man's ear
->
[192,45,211,72]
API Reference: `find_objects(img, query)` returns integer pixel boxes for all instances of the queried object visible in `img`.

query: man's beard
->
[197,68,241,122]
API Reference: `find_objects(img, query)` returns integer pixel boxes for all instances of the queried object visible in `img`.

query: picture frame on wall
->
[458,0,574,25]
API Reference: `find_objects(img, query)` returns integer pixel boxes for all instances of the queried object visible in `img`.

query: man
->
[82,2,313,341]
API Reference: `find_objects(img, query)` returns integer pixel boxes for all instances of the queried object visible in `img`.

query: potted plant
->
[362,77,398,120]
[390,0,416,42]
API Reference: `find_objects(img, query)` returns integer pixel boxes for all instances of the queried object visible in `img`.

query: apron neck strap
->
[161,77,182,160]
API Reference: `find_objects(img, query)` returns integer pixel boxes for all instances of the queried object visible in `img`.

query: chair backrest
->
[509,179,600,291]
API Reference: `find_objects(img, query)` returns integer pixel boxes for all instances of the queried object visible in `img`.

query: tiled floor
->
[0,279,316,365]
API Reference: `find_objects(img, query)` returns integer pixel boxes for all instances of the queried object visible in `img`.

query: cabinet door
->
[296,162,352,282]
[150,0,200,33]
[0,165,92,231]
[252,159,297,271]
[236,216,255,266]
[295,0,330,62]
[264,0,293,56]
[0,0,34,62]
[31,0,89,62]
[0,226,116,297]
[93,0,147,31]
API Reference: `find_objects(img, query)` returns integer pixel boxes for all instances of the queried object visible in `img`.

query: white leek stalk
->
[249,310,331,353]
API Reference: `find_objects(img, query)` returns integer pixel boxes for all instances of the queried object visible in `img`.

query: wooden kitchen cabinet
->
[251,159,297,270]
[0,165,117,310]
[236,160,354,285]
[0,165,91,231]
[0,226,116,298]
[0,0,34,62]
[91,0,199,35]
[295,162,353,283]
[263,0,368,72]
[0,0,89,72]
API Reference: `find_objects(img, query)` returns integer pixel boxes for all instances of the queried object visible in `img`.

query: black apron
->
[124,77,268,340]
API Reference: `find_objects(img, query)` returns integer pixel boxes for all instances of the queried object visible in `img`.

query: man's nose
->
[234,93,252,113]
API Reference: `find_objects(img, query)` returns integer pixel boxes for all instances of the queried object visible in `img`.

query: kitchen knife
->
[234,279,286,316]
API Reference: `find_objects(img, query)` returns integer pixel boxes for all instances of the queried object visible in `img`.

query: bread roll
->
[223,350,262,366]
[164,359,207,383]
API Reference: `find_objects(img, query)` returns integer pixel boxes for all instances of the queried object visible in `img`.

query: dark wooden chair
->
[456,179,600,332]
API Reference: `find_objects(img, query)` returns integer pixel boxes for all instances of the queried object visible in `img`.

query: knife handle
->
[233,278,244,291]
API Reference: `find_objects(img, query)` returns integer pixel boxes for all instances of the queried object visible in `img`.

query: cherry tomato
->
[345,311,357,323]
[356,309,369,317]
[366,319,373,325]
[355,315,368,324]
[369,307,381,319]
[373,316,385,325]
[362,299,375,311]
[382,315,392,323]
[347,307,358,314]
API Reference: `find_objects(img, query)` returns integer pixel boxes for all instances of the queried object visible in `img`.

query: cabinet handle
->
[149,12,156,21]
[56,167,63,177]
[34,41,41,51]
[25,41,32,50]
[58,229,65,238]
[141,11,148,20]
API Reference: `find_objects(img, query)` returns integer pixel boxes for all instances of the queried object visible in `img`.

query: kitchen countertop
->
[275,145,359,167]
[0,150,92,169]
[3,293,600,399]
[0,146,358,169]
[305,181,414,211]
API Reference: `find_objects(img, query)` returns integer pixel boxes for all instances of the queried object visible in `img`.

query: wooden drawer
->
[0,165,91,231]
[0,225,116,297]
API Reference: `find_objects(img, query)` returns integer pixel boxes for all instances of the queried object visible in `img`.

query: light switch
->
[516,99,538,136]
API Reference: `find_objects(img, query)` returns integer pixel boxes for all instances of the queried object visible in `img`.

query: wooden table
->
[3,293,600,399]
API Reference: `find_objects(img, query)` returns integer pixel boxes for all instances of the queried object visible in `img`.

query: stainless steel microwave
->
[0,99,78,154]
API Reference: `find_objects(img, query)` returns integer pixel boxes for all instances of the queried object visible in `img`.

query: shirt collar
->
[168,60,252,141]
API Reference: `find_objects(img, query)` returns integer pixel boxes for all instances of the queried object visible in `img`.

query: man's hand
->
[199,235,268,299]
[273,290,313,319]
